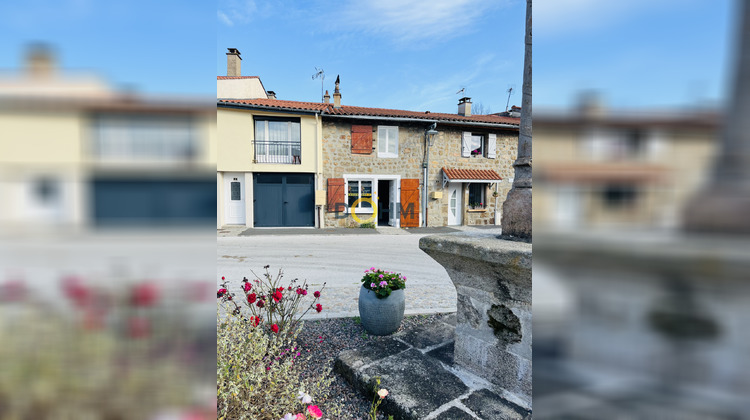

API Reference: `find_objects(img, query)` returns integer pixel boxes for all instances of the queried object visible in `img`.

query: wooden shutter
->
[461,132,471,157]
[487,133,497,159]
[326,178,345,213]
[351,125,373,154]
[400,179,420,227]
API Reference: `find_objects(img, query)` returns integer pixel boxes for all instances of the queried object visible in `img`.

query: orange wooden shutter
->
[351,125,373,154]
[327,178,345,213]
[400,179,420,227]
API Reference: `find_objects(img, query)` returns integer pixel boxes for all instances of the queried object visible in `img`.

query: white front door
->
[224,173,245,225]
[447,183,462,226]
[389,180,399,227]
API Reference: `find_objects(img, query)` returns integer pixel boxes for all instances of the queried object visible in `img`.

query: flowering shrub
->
[368,377,393,420]
[217,308,338,420]
[360,267,406,299]
[218,266,325,333]
[0,277,215,419]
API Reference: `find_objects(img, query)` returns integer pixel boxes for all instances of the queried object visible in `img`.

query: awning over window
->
[442,168,502,188]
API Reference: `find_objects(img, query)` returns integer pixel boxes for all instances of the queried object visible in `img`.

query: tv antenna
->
[312,67,325,102]
[456,87,466,96]
[505,86,514,111]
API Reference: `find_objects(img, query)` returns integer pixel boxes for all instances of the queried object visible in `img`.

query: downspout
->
[315,111,323,228]
[423,123,438,227]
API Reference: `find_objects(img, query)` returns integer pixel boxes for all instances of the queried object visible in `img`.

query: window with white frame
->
[470,134,484,157]
[347,179,374,211]
[461,132,496,158]
[468,183,486,209]
[377,126,398,157]
[254,117,301,163]
[93,115,195,161]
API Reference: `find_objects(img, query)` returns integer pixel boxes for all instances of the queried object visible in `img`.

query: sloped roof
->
[218,98,519,127]
[442,168,503,181]
[217,76,260,80]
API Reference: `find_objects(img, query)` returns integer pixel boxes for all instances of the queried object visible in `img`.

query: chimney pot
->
[323,90,330,104]
[26,43,56,78]
[333,75,341,108]
[267,91,276,99]
[226,48,242,77]
[458,97,472,116]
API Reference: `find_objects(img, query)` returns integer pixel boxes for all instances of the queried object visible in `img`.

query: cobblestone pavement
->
[217,226,502,319]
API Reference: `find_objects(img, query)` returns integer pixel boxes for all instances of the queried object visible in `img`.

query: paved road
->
[217,233,460,319]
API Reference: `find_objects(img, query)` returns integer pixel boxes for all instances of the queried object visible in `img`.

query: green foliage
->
[352,316,361,324]
[359,222,376,229]
[217,309,337,420]
[361,268,407,299]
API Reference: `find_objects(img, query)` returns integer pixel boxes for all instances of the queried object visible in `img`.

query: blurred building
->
[0,45,216,232]
[534,95,720,231]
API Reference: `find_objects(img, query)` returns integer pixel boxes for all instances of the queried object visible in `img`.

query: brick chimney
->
[267,91,276,99]
[458,97,472,116]
[333,75,341,108]
[323,90,330,104]
[226,48,241,77]
[26,44,56,78]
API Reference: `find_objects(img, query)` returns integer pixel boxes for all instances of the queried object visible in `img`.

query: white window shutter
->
[461,132,471,157]
[647,130,666,161]
[487,134,497,158]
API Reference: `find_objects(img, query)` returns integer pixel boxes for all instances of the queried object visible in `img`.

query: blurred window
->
[34,177,59,204]
[602,185,637,208]
[93,115,195,161]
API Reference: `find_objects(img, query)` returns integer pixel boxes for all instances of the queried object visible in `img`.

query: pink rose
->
[307,405,323,419]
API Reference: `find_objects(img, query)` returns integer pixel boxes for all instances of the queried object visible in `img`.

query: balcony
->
[253,140,301,164]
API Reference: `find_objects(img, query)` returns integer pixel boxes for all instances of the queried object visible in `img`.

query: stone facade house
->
[320,92,519,228]
[534,97,720,231]
[216,69,519,229]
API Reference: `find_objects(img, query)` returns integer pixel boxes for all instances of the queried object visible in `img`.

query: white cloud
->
[535,0,688,37]
[217,0,257,26]
[217,10,233,26]
[333,0,503,44]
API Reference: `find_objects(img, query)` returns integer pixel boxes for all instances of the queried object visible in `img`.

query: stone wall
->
[322,118,517,227]
[420,234,533,410]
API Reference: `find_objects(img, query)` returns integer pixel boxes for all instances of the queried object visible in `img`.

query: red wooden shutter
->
[326,178,345,213]
[351,125,373,154]
[400,179,420,227]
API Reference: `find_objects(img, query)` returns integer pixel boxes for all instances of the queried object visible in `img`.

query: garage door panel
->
[253,173,314,228]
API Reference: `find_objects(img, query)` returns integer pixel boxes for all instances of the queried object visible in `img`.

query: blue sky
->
[0,0,216,96]
[536,0,734,110]
[217,0,527,114]
[0,1,735,111]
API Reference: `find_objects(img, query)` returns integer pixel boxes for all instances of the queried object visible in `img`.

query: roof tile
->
[442,168,502,181]
[217,98,519,126]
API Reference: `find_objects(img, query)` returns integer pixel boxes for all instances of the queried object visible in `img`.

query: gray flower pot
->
[358,286,405,336]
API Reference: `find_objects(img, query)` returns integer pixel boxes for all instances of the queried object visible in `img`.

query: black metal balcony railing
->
[253,140,302,164]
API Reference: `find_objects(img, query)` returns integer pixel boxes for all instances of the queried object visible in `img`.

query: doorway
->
[377,180,390,226]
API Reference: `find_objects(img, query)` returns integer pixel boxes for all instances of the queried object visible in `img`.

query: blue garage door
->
[92,179,216,226]
[254,173,314,227]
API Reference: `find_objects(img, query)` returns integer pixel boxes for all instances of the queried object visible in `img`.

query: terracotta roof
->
[218,98,519,126]
[217,76,260,80]
[442,168,502,181]
[220,98,329,112]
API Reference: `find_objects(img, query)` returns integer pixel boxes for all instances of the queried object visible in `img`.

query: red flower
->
[270,324,279,333]
[217,288,227,298]
[62,276,91,307]
[288,286,293,291]
[221,276,225,280]
[307,405,323,419]
[243,282,252,292]
[257,300,265,308]
[315,303,323,313]
[249,316,260,327]
[272,290,283,302]
[313,291,321,298]
[247,293,256,304]
[295,288,302,295]
[128,316,150,339]
[301,289,308,296]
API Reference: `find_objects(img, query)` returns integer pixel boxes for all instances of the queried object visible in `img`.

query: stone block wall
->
[420,234,533,410]
[322,118,517,227]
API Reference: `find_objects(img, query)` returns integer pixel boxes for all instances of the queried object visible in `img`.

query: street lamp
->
[423,123,439,226]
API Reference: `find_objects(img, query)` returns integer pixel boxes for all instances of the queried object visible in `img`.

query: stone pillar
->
[683,0,750,233]
[419,234,532,409]
[502,0,532,240]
